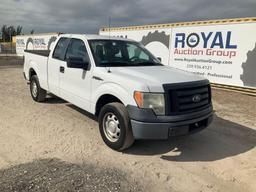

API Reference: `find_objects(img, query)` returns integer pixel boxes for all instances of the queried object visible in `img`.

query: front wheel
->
[98,102,134,151]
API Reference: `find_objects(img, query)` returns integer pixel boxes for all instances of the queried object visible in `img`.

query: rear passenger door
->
[59,38,92,112]
[48,37,70,95]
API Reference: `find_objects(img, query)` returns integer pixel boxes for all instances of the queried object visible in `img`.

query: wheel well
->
[29,68,36,81]
[95,94,123,116]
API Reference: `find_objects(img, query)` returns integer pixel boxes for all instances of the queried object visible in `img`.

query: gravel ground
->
[0,57,255,192]
[0,158,141,192]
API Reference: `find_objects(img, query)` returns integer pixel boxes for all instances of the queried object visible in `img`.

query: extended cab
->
[23,34,213,151]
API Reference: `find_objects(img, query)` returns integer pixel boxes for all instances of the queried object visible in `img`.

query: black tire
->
[98,102,134,151]
[30,75,47,102]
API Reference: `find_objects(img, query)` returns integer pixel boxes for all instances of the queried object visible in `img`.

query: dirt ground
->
[0,57,255,192]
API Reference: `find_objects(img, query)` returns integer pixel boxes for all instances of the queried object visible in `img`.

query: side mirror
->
[157,57,162,62]
[66,56,89,70]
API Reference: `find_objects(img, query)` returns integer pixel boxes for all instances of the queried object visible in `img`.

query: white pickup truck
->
[23,34,213,151]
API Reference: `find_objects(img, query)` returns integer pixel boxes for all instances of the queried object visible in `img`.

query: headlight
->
[134,91,165,115]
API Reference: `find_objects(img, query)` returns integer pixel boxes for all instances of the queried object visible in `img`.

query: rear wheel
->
[99,102,134,151]
[30,75,47,102]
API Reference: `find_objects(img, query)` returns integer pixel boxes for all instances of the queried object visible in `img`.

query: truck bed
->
[24,50,50,57]
[23,50,49,90]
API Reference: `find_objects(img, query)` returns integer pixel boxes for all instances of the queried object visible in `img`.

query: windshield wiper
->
[99,61,131,67]
[134,61,163,66]
[98,61,163,67]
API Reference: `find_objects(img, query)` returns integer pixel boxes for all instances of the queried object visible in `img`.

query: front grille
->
[163,80,212,115]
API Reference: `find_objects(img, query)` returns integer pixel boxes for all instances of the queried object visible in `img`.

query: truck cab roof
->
[58,34,134,42]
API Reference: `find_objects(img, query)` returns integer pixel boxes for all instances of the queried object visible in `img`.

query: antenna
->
[108,16,111,39]
[107,16,111,73]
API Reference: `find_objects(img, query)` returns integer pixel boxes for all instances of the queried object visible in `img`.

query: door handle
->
[92,76,103,81]
[60,66,65,73]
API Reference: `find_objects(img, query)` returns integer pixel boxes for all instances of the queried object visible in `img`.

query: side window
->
[52,38,69,60]
[65,39,90,63]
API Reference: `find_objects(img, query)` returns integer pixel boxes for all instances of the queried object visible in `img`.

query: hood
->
[110,65,206,92]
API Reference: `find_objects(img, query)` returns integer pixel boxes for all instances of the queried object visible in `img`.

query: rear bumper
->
[127,105,213,139]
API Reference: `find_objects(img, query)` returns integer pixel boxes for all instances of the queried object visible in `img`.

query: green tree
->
[1,25,8,42]
[1,25,23,42]
[16,25,23,35]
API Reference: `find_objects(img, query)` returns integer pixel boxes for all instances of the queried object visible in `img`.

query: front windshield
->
[89,40,162,67]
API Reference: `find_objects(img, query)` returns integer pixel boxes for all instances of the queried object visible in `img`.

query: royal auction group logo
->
[174,31,238,58]
[16,39,25,47]
[186,33,200,48]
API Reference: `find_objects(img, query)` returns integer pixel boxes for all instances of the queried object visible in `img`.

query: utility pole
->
[9,30,12,42]
[10,31,12,53]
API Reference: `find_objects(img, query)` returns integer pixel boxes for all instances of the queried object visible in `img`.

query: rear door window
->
[52,37,70,60]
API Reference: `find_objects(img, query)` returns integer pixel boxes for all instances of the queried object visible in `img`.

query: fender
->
[29,60,39,80]
[91,82,137,114]
[28,60,48,90]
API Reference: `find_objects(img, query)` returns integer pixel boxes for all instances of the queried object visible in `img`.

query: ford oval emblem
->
[192,94,201,103]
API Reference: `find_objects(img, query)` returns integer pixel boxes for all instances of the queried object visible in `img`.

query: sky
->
[1,0,256,34]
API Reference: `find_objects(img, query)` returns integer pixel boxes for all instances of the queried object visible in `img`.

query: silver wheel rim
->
[31,81,38,98]
[103,112,121,142]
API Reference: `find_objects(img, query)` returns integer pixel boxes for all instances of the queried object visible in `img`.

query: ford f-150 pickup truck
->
[23,34,213,151]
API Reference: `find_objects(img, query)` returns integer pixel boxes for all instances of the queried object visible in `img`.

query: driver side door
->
[59,38,92,112]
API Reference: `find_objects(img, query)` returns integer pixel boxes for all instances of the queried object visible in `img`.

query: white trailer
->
[16,33,60,56]
[100,17,256,89]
